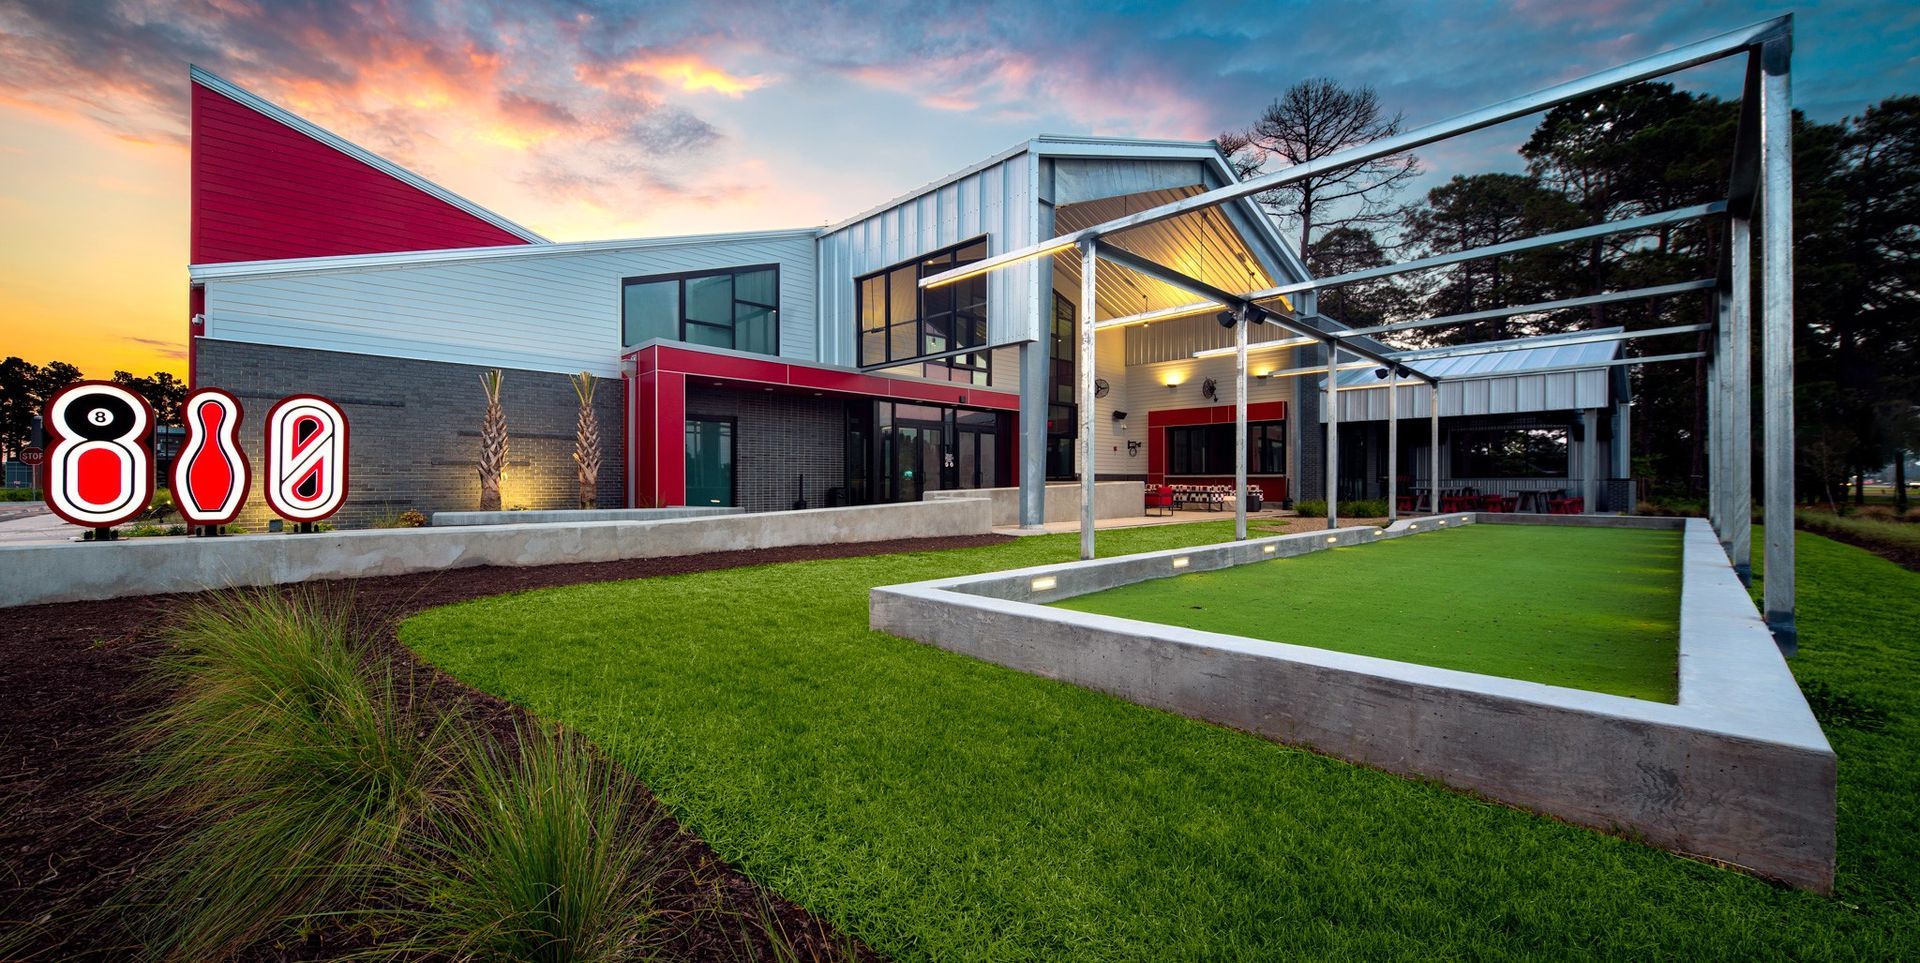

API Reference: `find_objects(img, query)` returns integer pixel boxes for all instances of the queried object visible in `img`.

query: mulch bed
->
[0,533,1009,960]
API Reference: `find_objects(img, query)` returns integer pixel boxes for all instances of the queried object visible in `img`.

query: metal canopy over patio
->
[923,16,1797,648]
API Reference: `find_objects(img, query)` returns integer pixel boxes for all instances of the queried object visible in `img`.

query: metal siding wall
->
[814,153,1038,368]
[1331,369,1611,421]
[203,234,817,378]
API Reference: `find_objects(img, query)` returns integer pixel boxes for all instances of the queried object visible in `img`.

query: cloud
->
[127,336,187,360]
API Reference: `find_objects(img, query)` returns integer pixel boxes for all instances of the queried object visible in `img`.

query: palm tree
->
[476,370,507,512]
[570,372,600,509]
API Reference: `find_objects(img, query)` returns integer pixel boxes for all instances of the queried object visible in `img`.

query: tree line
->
[0,357,187,460]
[1221,80,1919,506]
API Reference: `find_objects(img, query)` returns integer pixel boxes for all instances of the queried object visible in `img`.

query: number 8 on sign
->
[265,395,350,523]
[44,381,155,528]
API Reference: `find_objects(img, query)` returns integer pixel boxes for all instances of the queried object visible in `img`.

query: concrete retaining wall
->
[924,481,1145,527]
[433,506,741,526]
[870,515,1836,892]
[1,498,992,608]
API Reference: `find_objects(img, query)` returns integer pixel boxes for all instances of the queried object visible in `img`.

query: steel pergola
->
[920,16,1798,648]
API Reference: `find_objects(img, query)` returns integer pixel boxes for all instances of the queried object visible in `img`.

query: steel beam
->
[1079,240,1098,560]
[1583,408,1600,514]
[919,17,1787,291]
[1089,240,1438,385]
[1382,323,1711,363]
[1093,204,1725,334]
[1333,351,1706,389]
[1335,280,1717,338]
[1760,36,1796,650]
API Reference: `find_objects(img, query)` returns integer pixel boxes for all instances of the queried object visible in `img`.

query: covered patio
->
[1324,332,1636,514]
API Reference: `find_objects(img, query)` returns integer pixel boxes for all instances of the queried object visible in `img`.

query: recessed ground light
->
[1327,536,1338,544]
[1031,575,1058,592]
[1374,529,1384,536]
[1262,544,1276,554]
[1438,520,1447,526]
[1171,556,1190,569]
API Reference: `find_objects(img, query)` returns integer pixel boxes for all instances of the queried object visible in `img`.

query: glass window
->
[856,237,992,369]
[621,280,679,346]
[621,265,780,355]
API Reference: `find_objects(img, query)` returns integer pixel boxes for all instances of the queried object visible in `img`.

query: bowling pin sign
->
[43,381,155,529]
[265,394,350,523]
[172,388,250,527]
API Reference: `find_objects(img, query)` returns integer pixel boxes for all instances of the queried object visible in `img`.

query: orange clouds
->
[576,51,768,98]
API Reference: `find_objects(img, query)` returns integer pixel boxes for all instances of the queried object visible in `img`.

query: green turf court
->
[1054,523,1683,702]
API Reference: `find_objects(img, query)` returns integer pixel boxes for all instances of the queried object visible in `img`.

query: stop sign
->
[19,447,43,466]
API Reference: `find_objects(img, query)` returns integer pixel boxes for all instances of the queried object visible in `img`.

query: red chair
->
[1146,485,1174,517]
[1479,494,1505,512]
[1499,496,1520,513]
[1397,495,1417,513]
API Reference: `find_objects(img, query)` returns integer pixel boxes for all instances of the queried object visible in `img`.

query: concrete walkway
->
[0,507,82,545]
[995,508,1300,537]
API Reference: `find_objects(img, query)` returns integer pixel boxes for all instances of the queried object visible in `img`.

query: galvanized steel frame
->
[922,16,1796,637]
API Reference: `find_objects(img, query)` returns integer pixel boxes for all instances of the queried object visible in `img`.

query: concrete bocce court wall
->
[870,514,1838,892]
[0,499,992,608]
[924,481,1146,528]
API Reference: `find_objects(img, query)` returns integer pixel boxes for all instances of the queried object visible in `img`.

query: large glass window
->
[1167,421,1288,475]
[856,238,989,372]
[1450,426,1569,477]
[622,265,779,354]
[1046,292,1077,479]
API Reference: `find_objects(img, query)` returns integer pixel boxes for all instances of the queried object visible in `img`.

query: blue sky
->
[0,0,1915,374]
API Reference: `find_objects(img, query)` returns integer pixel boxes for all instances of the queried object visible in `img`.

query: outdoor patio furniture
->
[1397,495,1417,513]
[1480,494,1506,512]
[1146,485,1174,517]
[1547,496,1584,515]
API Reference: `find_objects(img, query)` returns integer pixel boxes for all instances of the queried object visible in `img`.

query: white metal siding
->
[815,152,1039,366]
[1331,370,1610,421]
[202,233,818,377]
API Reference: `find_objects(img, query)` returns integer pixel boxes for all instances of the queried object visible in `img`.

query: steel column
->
[1078,240,1099,560]
[1720,289,1735,544]
[1327,347,1341,529]
[1387,369,1399,523]
[1018,340,1047,528]
[1583,408,1600,514]
[1430,383,1441,514]
[1730,217,1755,581]
[1760,37,1796,650]
[1235,308,1249,541]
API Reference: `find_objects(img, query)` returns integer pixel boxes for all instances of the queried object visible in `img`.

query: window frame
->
[855,237,990,371]
[621,263,781,355]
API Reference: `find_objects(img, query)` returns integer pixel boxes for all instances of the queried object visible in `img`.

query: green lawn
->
[401,523,1920,960]
[1055,525,1681,701]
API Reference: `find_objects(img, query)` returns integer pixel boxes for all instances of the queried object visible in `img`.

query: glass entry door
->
[685,416,735,507]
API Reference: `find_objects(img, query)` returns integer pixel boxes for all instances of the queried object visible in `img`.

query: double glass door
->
[872,404,1003,502]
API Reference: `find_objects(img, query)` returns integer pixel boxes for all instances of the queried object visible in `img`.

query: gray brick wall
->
[686,387,846,512]
[195,340,625,529]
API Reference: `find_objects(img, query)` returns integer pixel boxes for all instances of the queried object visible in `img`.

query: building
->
[186,67,1633,527]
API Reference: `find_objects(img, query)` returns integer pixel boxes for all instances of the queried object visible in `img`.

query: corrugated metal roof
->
[1333,329,1626,387]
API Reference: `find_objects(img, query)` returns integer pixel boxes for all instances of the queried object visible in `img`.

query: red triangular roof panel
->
[190,70,541,264]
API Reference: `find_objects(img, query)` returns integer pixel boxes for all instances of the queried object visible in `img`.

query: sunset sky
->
[2,0,1915,378]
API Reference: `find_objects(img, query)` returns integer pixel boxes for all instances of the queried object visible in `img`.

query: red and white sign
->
[43,381,154,528]
[173,388,250,526]
[19,447,43,466]
[264,394,349,522]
